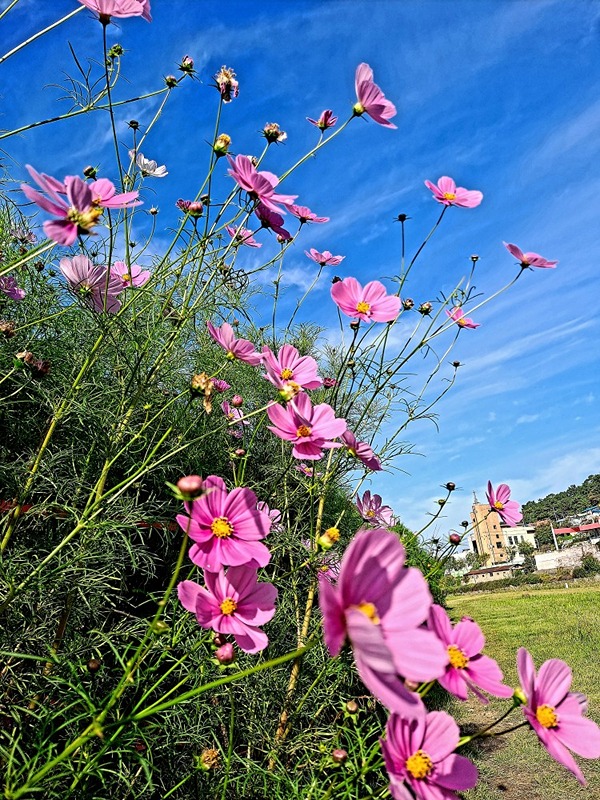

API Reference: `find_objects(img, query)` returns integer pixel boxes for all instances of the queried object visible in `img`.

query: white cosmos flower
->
[129,149,168,178]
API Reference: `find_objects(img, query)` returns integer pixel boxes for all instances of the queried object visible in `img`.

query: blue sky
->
[2,0,599,539]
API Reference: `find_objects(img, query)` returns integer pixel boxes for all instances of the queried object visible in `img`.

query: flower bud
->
[231,394,243,407]
[177,474,204,499]
[445,482,456,491]
[87,658,102,673]
[179,54,194,73]
[332,748,348,764]
[513,688,527,706]
[128,119,139,130]
[149,206,159,216]
[452,361,462,368]
[165,75,178,88]
[437,498,446,506]
[470,254,480,263]
[349,320,360,331]
[331,275,342,284]
[402,298,414,310]
[107,43,124,58]
[418,302,432,315]
[213,633,227,647]
[318,527,340,550]
[323,377,337,388]
[449,532,461,545]
[461,520,469,528]
[345,700,359,714]
[213,133,231,156]
[396,213,409,222]
[83,165,98,179]
[215,643,235,664]
[234,448,246,458]
[188,201,204,217]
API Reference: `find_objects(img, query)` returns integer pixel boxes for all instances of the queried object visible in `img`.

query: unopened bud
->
[437,498,446,506]
[445,482,456,491]
[461,520,469,528]
[128,119,139,130]
[402,298,414,310]
[87,658,102,673]
[149,206,159,216]
[177,474,204,499]
[418,302,432,315]
[213,633,227,647]
[396,213,408,222]
[470,254,479,263]
[452,361,462,368]
[231,394,243,407]
[332,748,348,764]
[179,54,194,73]
[449,532,461,545]
[345,700,358,714]
[165,75,178,88]
[234,448,246,458]
[215,643,235,664]
[83,165,98,179]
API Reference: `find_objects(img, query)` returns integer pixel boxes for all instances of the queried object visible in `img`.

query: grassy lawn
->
[447,586,600,800]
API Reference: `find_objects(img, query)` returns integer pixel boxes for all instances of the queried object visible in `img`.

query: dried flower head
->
[214,66,239,102]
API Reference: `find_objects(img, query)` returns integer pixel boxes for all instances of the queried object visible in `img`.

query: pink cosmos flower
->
[226,225,262,248]
[503,242,558,269]
[323,377,337,388]
[207,321,263,366]
[424,176,483,208]
[517,647,600,785]
[176,475,271,572]
[341,430,382,471]
[307,109,338,131]
[289,205,329,225]
[445,307,480,329]
[319,528,448,712]
[78,0,152,20]
[429,605,513,702]
[295,463,323,478]
[227,155,297,215]
[256,501,283,532]
[486,481,522,526]
[221,400,247,425]
[356,491,394,526]
[0,276,26,301]
[381,705,478,800]
[110,261,151,288]
[262,344,323,392]
[21,165,140,246]
[331,276,401,323]
[178,565,277,653]
[212,379,231,393]
[267,392,346,460]
[305,249,344,267]
[60,255,122,314]
[353,63,397,129]
[255,204,292,240]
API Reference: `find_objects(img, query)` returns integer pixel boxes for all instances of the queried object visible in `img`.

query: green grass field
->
[447,586,600,800]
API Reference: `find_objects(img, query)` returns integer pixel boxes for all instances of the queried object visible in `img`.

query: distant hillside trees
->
[522,473,600,524]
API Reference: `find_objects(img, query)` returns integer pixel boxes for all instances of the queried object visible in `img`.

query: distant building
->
[464,564,520,584]
[468,493,536,566]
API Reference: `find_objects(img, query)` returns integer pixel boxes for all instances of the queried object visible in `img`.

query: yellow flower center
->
[366,509,375,518]
[121,273,131,282]
[447,645,469,669]
[280,368,294,380]
[405,750,433,779]
[457,318,466,327]
[356,301,371,314]
[219,597,237,615]
[211,516,234,538]
[324,527,340,543]
[67,205,104,231]
[356,601,380,624]
[443,192,456,201]
[493,500,504,510]
[296,425,312,438]
[536,704,558,729]
[226,351,236,360]
[353,101,365,115]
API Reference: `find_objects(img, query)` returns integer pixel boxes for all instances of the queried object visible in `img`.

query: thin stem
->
[0,6,84,66]
[220,686,236,800]
[0,0,22,22]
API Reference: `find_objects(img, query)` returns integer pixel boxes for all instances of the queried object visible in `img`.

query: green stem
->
[220,686,236,800]
[0,6,84,66]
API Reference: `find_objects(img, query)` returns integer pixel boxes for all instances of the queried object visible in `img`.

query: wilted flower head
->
[381,706,478,800]
[307,109,338,130]
[262,122,287,144]
[0,276,26,301]
[445,307,480,329]
[60,255,122,314]
[425,176,483,208]
[305,248,344,267]
[486,481,522,526]
[353,63,397,129]
[503,242,558,269]
[129,149,168,178]
[213,133,232,156]
[517,647,600,785]
[331,276,401,323]
[176,198,203,217]
[214,66,239,102]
